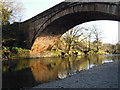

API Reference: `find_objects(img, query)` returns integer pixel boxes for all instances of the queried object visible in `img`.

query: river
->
[2,54,120,88]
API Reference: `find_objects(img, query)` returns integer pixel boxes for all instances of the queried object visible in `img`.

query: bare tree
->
[92,24,103,52]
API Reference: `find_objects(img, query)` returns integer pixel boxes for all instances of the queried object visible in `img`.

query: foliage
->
[116,43,120,54]
[1,0,24,25]
[2,46,30,60]
[62,26,88,55]
[2,22,28,60]
[2,46,10,59]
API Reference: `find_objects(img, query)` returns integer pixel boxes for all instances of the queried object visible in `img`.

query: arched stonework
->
[20,2,120,55]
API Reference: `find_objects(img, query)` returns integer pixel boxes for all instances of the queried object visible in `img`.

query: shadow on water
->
[2,54,120,88]
[2,60,38,88]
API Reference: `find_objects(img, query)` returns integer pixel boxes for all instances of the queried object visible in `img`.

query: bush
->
[11,47,30,58]
[2,46,10,59]
[2,46,30,60]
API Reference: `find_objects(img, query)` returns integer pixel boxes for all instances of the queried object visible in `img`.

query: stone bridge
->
[20,1,120,55]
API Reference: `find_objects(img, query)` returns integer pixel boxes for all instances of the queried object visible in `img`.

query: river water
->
[2,54,120,88]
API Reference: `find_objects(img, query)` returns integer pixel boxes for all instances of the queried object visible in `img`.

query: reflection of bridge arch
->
[21,2,120,54]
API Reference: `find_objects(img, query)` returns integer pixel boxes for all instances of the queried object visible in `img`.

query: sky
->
[21,0,119,44]
[78,20,118,44]
[21,0,64,21]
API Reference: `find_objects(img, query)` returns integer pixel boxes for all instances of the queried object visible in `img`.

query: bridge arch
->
[21,2,120,54]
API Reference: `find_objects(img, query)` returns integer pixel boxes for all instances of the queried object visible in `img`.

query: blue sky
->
[21,0,118,44]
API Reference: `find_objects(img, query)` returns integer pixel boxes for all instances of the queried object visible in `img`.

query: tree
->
[1,0,24,25]
[91,24,103,52]
[62,26,88,55]
[116,43,120,54]
[83,28,92,51]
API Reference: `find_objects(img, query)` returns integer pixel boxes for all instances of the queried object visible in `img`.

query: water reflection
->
[2,54,120,88]
[29,60,58,82]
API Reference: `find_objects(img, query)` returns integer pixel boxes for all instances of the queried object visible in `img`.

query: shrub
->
[2,46,30,60]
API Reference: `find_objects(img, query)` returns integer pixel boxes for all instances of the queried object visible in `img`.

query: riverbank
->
[2,46,111,60]
[33,60,119,88]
